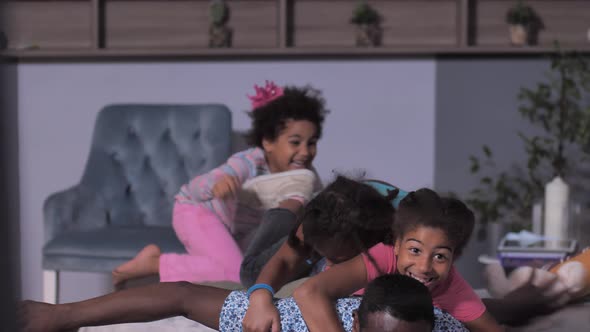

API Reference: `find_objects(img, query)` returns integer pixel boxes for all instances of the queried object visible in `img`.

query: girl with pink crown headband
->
[112,81,329,286]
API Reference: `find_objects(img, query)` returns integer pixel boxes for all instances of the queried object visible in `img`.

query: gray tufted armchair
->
[42,104,232,303]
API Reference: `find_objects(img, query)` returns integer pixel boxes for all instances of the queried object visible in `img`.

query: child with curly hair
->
[112,81,328,286]
[293,188,505,332]
[239,177,407,286]
[241,177,407,330]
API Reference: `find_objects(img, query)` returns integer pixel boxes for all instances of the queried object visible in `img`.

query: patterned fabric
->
[219,291,468,332]
[433,307,470,332]
[219,291,358,332]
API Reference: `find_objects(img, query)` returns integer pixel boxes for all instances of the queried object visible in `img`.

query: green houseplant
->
[209,0,232,48]
[467,46,590,240]
[505,0,542,46]
[350,1,382,47]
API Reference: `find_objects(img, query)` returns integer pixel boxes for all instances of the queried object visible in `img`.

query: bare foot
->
[18,300,67,332]
[112,244,161,287]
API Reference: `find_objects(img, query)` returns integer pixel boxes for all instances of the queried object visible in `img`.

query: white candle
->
[544,176,570,241]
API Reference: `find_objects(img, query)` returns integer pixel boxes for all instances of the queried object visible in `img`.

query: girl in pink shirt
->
[293,188,504,332]
[112,81,326,286]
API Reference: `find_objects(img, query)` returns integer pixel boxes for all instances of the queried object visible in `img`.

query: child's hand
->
[242,291,281,332]
[212,175,240,199]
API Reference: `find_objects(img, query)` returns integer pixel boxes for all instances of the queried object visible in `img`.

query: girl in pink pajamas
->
[112,81,328,286]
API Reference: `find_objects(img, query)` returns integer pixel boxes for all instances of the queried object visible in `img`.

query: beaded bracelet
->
[247,283,275,298]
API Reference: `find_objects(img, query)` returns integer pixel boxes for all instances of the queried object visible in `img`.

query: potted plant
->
[467,147,541,240]
[209,0,232,48]
[505,0,542,46]
[467,46,590,240]
[350,1,382,47]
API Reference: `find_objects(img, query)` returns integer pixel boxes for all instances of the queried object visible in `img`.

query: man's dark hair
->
[357,274,435,329]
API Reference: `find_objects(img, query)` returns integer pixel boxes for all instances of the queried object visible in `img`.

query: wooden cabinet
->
[103,0,278,49]
[291,0,462,48]
[2,0,590,59]
[4,0,95,50]
[473,0,590,47]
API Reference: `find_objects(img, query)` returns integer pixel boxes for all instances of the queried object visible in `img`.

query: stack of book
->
[497,236,578,270]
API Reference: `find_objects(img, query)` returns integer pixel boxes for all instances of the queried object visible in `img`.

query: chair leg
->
[43,270,59,304]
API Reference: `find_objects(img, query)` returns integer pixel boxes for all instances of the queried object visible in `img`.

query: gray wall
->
[434,57,550,288]
[14,56,564,300]
[17,59,437,302]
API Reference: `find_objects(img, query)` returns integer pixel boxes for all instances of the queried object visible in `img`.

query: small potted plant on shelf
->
[350,1,382,47]
[505,0,542,46]
[209,0,232,48]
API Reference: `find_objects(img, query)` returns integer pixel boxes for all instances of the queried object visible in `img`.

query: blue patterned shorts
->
[218,291,468,332]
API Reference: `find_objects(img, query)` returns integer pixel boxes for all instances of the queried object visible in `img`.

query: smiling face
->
[394,226,454,290]
[262,119,318,173]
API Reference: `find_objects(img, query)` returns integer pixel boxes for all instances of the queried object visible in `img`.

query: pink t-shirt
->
[362,243,486,323]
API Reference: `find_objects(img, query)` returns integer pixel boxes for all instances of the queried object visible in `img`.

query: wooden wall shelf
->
[2,0,590,60]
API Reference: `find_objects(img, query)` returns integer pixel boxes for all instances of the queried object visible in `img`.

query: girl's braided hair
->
[288,176,396,265]
[245,85,329,148]
[394,188,475,258]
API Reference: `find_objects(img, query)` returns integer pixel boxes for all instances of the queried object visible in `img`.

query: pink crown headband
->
[247,80,284,109]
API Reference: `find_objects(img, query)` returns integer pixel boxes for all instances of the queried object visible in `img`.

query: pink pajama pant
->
[159,202,243,283]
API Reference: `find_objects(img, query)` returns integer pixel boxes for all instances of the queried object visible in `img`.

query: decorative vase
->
[543,176,570,241]
[509,24,528,46]
[209,25,232,48]
[355,24,382,47]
